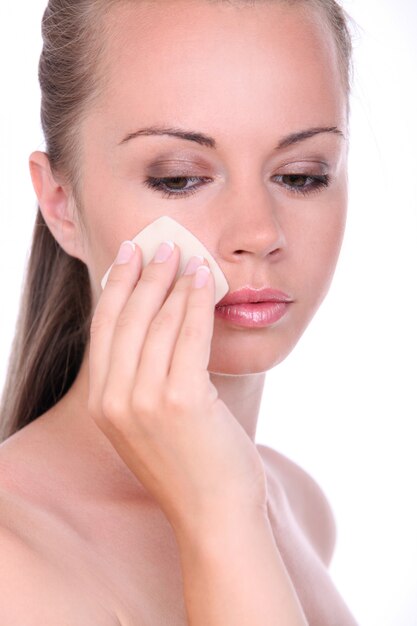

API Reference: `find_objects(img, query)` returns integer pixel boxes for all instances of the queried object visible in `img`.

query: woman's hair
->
[0,0,354,443]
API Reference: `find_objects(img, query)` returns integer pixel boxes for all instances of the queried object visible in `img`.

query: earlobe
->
[29,151,86,263]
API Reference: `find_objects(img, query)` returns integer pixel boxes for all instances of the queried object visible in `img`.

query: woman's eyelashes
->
[143,173,331,200]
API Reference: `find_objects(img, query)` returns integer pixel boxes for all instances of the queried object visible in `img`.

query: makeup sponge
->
[100,216,229,304]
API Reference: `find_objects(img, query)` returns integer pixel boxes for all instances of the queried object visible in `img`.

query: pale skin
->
[0,1,359,624]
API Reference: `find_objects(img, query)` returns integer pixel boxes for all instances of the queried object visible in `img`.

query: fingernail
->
[193,265,211,288]
[183,255,205,276]
[115,241,135,265]
[153,240,175,263]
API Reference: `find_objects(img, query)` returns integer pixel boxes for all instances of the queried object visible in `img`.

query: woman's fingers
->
[88,241,142,414]
[134,257,211,395]
[92,237,213,425]
[169,266,215,395]
[102,242,182,406]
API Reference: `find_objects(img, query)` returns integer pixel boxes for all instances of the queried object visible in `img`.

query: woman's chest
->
[93,448,353,625]
[67,491,341,625]
[0,451,349,625]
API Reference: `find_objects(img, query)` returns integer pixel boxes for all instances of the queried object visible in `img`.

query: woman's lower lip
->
[214,301,290,327]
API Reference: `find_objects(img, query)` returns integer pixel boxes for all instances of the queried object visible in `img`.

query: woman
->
[0,0,359,623]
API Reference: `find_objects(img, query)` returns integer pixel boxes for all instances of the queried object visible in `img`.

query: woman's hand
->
[88,240,268,536]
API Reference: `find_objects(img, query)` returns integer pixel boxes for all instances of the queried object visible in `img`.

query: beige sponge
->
[100,216,229,304]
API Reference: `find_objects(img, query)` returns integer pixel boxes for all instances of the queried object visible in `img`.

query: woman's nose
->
[217,185,287,260]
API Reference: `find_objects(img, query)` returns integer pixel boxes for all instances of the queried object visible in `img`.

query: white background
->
[0,2,416,625]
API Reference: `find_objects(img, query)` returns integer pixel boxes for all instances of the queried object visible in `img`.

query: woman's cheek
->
[312,201,347,302]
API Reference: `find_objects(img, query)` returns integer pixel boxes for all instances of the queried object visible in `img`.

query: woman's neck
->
[208,371,266,442]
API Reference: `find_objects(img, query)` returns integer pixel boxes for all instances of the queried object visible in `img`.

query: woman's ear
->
[29,151,87,263]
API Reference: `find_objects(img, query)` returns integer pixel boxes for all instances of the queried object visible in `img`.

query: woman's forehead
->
[93,1,346,145]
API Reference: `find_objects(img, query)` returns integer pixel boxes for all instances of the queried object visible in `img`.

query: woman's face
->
[78,0,348,375]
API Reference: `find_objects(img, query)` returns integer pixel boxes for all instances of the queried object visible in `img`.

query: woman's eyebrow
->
[118,125,345,149]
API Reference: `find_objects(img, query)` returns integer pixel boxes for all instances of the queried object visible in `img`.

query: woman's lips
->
[215,287,293,308]
[214,286,293,327]
[214,301,291,327]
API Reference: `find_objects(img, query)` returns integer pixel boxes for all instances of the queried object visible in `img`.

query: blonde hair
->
[0,0,354,443]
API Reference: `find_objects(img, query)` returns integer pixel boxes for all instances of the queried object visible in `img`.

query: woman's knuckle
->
[90,312,111,336]
[150,310,175,333]
[181,323,200,340]
[186,298,206,316]
[164,387,187,412]
[101,392,127,423]
[106,274,125,288]
[114,310,132,330]
[131,390,155,416]
[140,268,160,284]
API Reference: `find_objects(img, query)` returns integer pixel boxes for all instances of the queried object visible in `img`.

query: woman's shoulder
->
[0,460,123,625]
[0,523,121,625]
[256,443,337,567]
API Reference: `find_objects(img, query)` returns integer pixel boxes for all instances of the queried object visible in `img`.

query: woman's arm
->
[175,509,308,626]
[87,242,308,625]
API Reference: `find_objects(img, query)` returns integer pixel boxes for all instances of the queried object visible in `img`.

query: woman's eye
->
[274,174,330,196]
[143,176,208,199]
[143,173,330,200]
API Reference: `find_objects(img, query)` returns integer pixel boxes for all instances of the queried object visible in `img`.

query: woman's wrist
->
[173,507,308,626]
[171,500,269,552]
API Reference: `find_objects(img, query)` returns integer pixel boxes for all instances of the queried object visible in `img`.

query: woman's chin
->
[209,303,317,375]
[207,344,292,376]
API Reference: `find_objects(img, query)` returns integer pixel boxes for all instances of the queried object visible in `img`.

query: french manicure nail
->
[183,255,205,276]
[153,240,175,263]
[115,241,135,265]
[193,265,211,288]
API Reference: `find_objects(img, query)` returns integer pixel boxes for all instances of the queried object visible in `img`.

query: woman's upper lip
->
[215,287,294,307]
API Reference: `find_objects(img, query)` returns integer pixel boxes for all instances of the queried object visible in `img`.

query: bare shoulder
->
[0,486,122,626]
[0,517,120,625]
[0,439,122,626]
[257,443,337,567]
